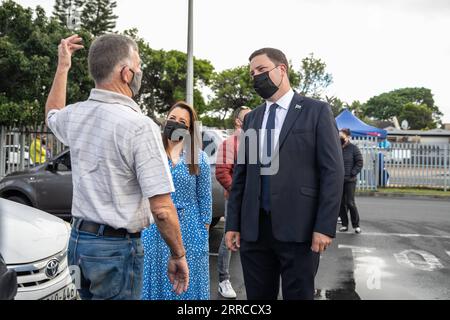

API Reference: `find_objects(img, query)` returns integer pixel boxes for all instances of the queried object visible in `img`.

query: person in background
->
[45,137,53,161]
[339,128,364,234]
[141,101,212,300]
[215,106,251,299]
[30,134,47,164]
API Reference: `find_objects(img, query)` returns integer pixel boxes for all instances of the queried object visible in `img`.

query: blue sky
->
[12,0,450,123]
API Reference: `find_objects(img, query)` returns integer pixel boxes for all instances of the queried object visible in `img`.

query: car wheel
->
[6,195,31,206]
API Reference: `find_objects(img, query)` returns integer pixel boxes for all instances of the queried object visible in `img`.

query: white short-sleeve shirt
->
[47,89,174,233]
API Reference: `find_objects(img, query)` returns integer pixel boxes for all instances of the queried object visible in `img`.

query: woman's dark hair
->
[162,101,201,176]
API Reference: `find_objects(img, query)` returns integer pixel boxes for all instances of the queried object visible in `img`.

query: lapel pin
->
[295,104,302,110]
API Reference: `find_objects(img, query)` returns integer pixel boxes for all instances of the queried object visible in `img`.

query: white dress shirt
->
[260,89,295,158]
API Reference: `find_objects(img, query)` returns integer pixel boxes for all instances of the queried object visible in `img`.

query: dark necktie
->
[260,103,278,212]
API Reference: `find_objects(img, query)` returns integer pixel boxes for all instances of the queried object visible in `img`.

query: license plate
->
[43,283,78,300]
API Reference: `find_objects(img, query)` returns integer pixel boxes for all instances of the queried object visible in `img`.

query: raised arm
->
[45,35,84,122]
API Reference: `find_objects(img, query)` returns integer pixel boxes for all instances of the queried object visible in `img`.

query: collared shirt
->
[47,89,174,233]
[260,89,295,158]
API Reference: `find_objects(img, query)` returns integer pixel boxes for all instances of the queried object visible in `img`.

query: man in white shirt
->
[45,34,188,300]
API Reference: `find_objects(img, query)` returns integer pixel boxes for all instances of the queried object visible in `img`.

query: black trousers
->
[339,181,360,228]
[239,213,320,300]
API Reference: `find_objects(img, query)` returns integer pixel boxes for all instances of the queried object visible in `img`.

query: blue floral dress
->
[141,150,212,300]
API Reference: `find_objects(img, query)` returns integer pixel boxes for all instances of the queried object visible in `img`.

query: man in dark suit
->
[225,48,344,300]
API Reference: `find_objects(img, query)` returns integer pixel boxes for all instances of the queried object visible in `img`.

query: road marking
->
[394,250,444,271]
[338,231,450,239]
[338,245,383,291]
[338,245,376,253]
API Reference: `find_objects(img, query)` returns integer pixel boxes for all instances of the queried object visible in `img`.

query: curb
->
[356,192,450,201]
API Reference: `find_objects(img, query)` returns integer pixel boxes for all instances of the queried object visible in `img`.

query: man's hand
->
[168,256,189,295]
[57,34,84,71]
[45,35,83,118]
[225,231,240,252]
[311,232,333,254]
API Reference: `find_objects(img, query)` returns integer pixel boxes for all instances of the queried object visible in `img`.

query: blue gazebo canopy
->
[335,109,387,139]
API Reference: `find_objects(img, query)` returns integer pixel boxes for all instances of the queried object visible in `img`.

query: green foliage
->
[296,53,333,99]
[398,103,436,130]
[363,87,442,128]
[325,96,345,117]
[80,0,118,36]
[53,0,117,35]
[5,1,440,132]
[52,0,84,27]
[0,0,93,126]
[200,115,231,129]
[208,65,261,121]
[124,29,215,117]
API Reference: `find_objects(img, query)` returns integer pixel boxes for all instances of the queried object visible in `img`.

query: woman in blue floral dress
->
[141,101,212,300]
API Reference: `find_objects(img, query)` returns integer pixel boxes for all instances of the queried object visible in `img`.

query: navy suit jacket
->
[226,92,344,242]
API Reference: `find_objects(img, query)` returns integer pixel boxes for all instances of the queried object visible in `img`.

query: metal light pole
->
[186,0,194,105]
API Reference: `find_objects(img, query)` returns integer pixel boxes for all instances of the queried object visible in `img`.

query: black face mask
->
[253,67,281,100]
[340,137,347,145]
[163,120,189,142]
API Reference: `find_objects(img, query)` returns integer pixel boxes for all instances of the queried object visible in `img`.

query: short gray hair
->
[88,34,138,84]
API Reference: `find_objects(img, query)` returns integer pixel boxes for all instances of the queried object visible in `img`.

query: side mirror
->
[46,161,58,173]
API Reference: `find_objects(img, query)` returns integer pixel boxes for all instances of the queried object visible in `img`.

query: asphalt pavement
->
[208,196,450,300]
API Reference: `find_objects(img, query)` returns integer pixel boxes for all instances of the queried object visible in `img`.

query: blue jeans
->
[68,226,144,300]
[218,200,231,282]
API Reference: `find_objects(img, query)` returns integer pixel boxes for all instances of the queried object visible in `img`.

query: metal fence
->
[352,137,379,191]
[352,137,450,191]
[0,126,66,179]
[381,142,449,191]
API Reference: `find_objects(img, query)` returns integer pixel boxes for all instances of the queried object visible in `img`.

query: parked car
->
[0,129,228,227]
[0,198,77,300]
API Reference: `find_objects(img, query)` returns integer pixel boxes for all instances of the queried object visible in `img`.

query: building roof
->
[385,127,450,137]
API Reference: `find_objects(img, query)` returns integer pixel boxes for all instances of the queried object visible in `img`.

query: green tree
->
[208,66,261,124]
[363,88,442,127]
[80,0,117,36]
[398,103,435,130]
[124,29,214,118]
[325,96,345,117]
[0,0,93,126]
[347,100,364,118]
[52,0,84,27]
[296,53,333,99]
